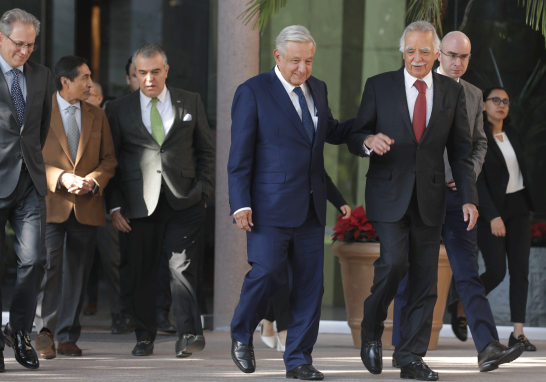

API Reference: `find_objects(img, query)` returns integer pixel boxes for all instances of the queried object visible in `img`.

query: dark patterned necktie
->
[293,86,315,142]
[413,80,427,143]
[10,69,25,126]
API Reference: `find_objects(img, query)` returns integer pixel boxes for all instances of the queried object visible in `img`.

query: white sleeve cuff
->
[109,207,121,214]
[363,135,374,156]
[233,207,251,216]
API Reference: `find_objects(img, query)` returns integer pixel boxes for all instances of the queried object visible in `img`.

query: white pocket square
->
[183,113,192,122]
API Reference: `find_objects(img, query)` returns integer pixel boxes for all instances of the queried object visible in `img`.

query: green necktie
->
[150,97,165,145]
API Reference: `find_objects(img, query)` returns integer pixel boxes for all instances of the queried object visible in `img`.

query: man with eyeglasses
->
[391,31,524,373]
[0,8,53,372]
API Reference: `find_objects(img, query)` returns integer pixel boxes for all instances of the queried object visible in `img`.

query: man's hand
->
[340,205,352,220]
[364,133,394,155]
[234,210,253,232]
[490,217,506,237]
[462,203,479,231]
[111,210,131,233]
[60,173,77,190]
[446,179,457,191]
[70,177,95,195]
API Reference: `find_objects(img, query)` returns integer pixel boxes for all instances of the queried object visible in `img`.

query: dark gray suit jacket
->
[443,78,487,182]
[0,60,52,198]
[106,86,215,219]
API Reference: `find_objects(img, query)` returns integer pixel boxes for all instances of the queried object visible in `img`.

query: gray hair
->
[92,80,103,95]
[0,8,40,37]
[275,25,316,57]
[399,21,440,54]
[132,43,168,69]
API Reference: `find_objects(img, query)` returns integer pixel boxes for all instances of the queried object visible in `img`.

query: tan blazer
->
[43,93,117,226]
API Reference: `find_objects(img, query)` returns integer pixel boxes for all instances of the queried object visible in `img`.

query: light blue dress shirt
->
[0,53,27,101]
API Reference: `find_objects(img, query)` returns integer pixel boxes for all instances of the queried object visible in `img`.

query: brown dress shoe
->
[57,342,82,356]
[35,331,56,359]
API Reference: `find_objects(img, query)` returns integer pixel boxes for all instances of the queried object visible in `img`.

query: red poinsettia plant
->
[332,205,378,243]
[531,222,546,247]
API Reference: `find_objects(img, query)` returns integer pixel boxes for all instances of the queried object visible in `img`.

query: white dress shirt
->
[495,132,525,194]
[233,67,318,216]
[0,53,27,100]
[139,85,175,136]
[56,91,82,134]
[404,67,433,126]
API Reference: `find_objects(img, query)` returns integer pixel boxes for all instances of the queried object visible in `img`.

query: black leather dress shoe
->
[392,349,400,368]
[0,351,5,373]
[361,339,382,374]
[450,303,467,342]
[286,364,324,380]
[132,341,154,356]
[157,312,177,334]
[175,334,206,358]
[231,333,255,373]
[509,332,537,352]
[478,341,524,372]
[400,359,438,381]
[3,325,39,369]
[111,315,136,334]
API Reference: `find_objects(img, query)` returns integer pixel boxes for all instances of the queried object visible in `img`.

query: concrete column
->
[213,0,259,331]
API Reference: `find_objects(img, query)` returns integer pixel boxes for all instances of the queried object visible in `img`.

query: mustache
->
[411,62,426,67]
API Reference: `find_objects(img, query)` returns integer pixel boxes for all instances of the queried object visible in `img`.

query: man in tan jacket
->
[34,56,117,359]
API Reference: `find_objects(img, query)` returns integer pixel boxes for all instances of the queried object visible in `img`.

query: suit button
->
[417,147,421,151]
[16,153,22,158]
[20,135,23,139]
[157,170,161,173]
[411,170,416,174]
[160,149,165,153]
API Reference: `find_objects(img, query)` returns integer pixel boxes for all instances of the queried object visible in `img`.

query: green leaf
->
[406,0,444,36]
[519,0,546,48]
[239,0,288,34]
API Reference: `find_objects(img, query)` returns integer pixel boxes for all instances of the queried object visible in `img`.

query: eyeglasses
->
[486,97,510,106]
[440,50,470,62]
[6,35,38,52]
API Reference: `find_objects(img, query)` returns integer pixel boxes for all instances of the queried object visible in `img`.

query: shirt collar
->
[404,67,433,91]
[56,91,81,112]
[0,53,24,76]
[274,65,308,97]
[140,85,168,107]
[436,67,459,83]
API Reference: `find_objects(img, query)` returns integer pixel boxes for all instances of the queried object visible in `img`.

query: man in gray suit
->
[106,43,215,358]
[0,8,52,371]
[392,31,522,373]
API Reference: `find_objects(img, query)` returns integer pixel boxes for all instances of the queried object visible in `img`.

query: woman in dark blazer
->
[477,87,536,351]
[260,172,351,352]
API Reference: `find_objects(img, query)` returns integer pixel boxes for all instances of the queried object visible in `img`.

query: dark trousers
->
[362,190,442,367]
[0,172,46,351]
[393,187,498,353]
[231,196,324,371]
[264,265,291,332]
[125,194,205,342]
[478,190,531,323]
[35,212,97,343]
[156,250,172,316]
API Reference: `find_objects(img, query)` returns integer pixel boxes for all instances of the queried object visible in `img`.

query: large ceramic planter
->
[332,242,451,350]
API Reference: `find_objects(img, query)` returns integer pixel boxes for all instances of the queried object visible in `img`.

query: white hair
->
[132,43,168,69]
[92,80,103,95]
[275,25,316,57]
[399,20,440,53]
[0,8,40,37]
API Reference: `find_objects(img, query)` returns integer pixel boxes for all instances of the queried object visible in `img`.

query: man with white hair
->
[390,30,525,375]
[228,25,354,379]
[347,21,482,380]
[0,8,52,371]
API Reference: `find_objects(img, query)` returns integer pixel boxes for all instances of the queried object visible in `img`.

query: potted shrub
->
[331,206,451,350]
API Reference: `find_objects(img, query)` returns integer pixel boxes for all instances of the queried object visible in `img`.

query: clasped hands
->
[60,173,95,195]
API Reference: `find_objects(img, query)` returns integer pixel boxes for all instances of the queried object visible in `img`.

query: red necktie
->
[413,80,427,143]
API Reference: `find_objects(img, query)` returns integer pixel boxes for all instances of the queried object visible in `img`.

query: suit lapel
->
[50,94,74,164]
[390,68,415,143]
[488,133,507,169]
[504,126,525,173]
[307,78,321,148]
[164,86,183,142]
[21,62,35,132]
[129,91,159,146]
[75,101,94,165]
[0,68,20,129]
[421,72,445,143]
[267,70,311,146]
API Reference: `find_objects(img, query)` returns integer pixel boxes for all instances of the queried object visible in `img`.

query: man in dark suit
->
[0,8,52,371]
[228,25,354,380]
[391,31,524,373]
[347,21,480,381]
[106,43,215,358]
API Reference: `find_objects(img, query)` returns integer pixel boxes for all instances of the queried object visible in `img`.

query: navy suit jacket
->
[228,67,354,227]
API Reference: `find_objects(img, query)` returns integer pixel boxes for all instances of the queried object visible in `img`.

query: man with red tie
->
[347,21,479,381]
